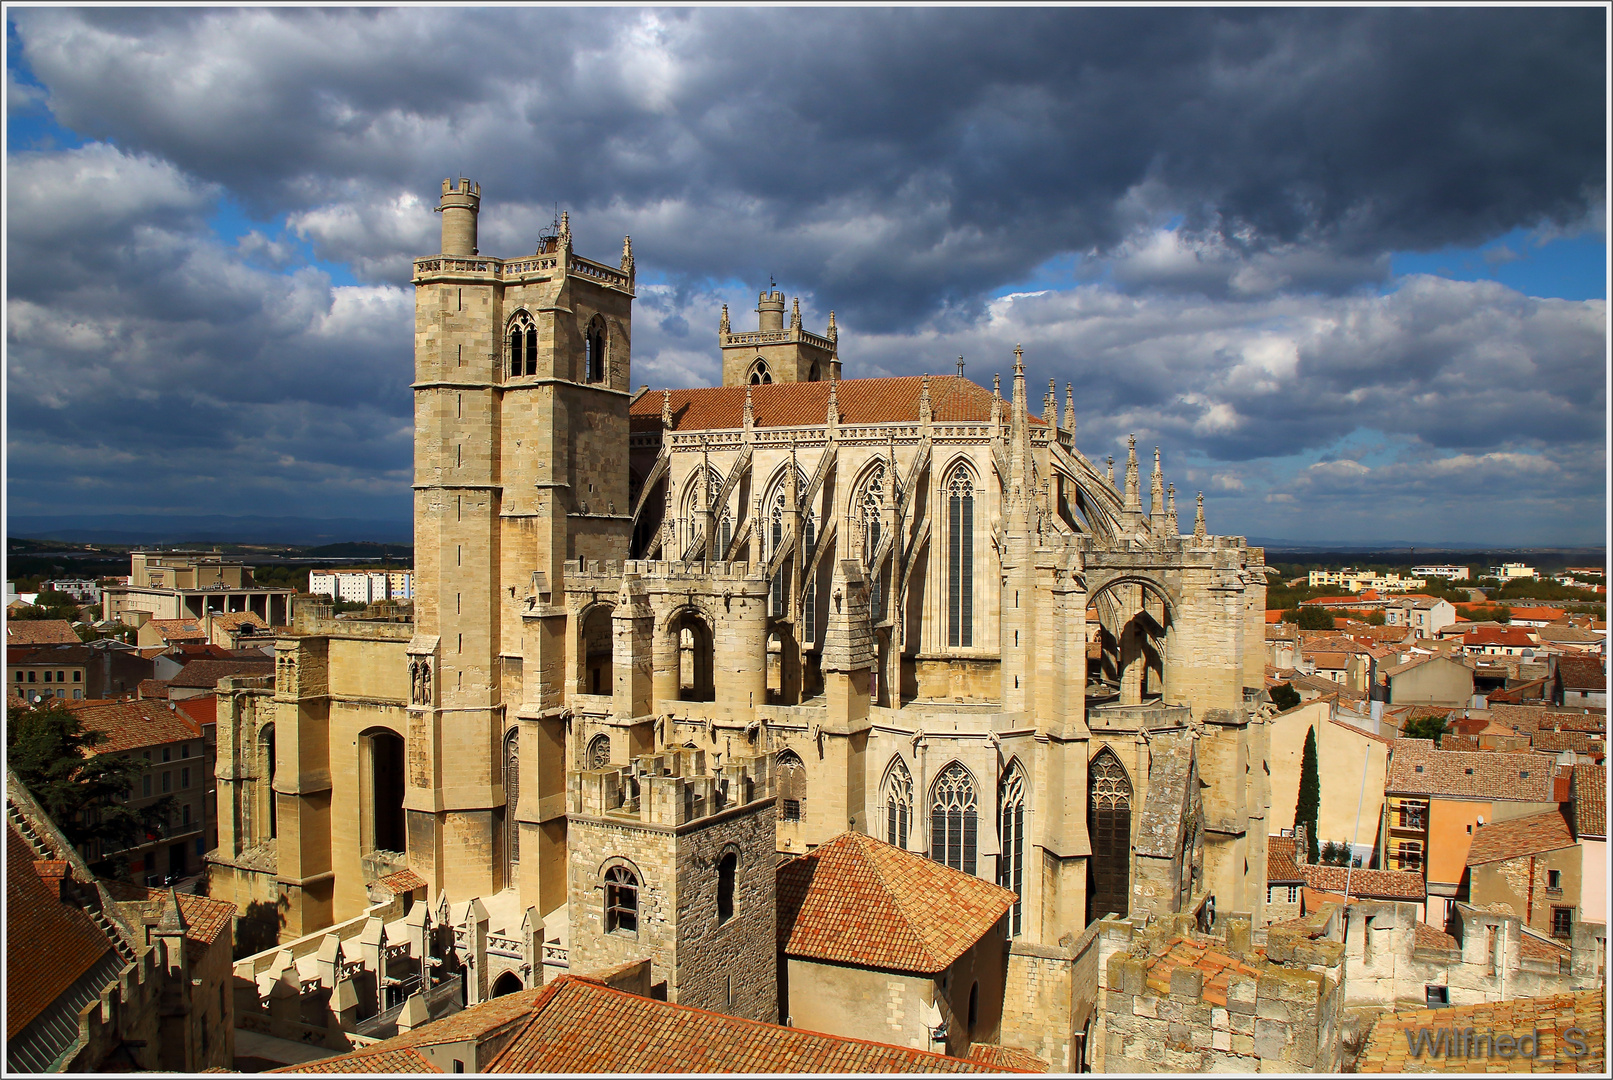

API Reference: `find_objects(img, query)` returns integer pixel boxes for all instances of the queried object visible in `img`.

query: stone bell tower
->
[719,288,841,386]
[409,180,637,905]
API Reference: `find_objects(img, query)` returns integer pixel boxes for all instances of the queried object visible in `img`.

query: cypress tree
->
[1295,725,1321,864]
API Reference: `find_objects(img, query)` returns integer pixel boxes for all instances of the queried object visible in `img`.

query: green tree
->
[1295,607,1336,631]
[1364,610,1386,626]
[1402,713,1448,745]
[1295,726,1321,864]
[1270,682,1302,711]
[6,701,175,877]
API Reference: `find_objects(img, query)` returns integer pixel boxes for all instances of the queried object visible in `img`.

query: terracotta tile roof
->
[274,1047,440,1073]
[1536,624,1604,645]
[1300,864,1426,901]
[1139,936,1263,1007]
[7,643,96,665]
[1510,607,1568,621]
[968,1043,1051,1072]
[1357,988,1604,1073]
[776,831,1016,974]
[1386,742,1556,801]
[6,619,82,645]
[1267,835,1304,884]
[1411,922,1457,952]
[1518,932,1571,963]
[173,694,217,730]
[1466,809,1576,865]
[137,678,170,699]
[147,618,207,642]
[166,657,272,689]
[484,975,994,1073]
[1555,654,1607,691]
[67,698,202,754]
[1304,650,1352,670]
[274,990,551,1071]
[1531,730,1604,758]
[5,821,117,1039]
[102,881,237,946]
[1463,626,1540,649]
[628,375,1034,432]
[1572,764,1606,839]
[209,611,268,631]
[377,868,428,895]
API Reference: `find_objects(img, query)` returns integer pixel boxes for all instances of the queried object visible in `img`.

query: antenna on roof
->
[769,273,776,290]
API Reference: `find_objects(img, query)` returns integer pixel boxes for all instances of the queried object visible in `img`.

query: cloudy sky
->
[6,7,1607,545]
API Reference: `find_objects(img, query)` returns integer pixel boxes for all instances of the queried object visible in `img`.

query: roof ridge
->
[845,832,947,969]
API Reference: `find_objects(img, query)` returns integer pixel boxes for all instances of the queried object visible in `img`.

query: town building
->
[1488,562,1537,580]
[212,179,1274,1068]
[44,578,103,603]
[1553,654,1607,708]
[1464,808,1583,942]
[1379,654,1475,707]
[308,570,415,603]
[1306,568,1427,593]
[7,641,153,703]
[6,618,82,646]
[1356,987,1603,1073]
[1411,564,1470,582]
[101,550,295,629]
[1383,596,1457,637]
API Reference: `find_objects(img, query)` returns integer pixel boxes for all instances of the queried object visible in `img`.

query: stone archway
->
[667,608,715,702]
[1086,574,1175,706]
[491,971,524,998]
[579,604,615,696]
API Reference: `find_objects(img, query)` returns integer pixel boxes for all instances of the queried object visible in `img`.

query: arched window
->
[768,469,813,618]
[930,762,978,874]
[882,757,914,849]
[508,311,537,377]
[717,850,737,923]
[999,763,1025,936]
[808,362,821,382]
[1087,747,1133,923]
[946,466,976,648]
[802,583,816,645]
[749,359,772,385]
[585,316,607,383]
[587,733,612,771]
[580,606,614,695]
[504,728,520,867]
[858,463,899,622]
[687,467,730,558]
[777,749,806,822]
[362,729,406,856]
[604,864,638,934]
[968,981,979,1033]
[259,723,277,842]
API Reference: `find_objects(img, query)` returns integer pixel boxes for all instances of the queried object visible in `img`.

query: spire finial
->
[1166,483,1179,539]
[719,303,731,335]
[661,388,672,428]
[1124,435,1140,514]
[558,210,571,247]
[1106,455,1115,485]
[993,372,1001,397]
[621,235,634,274]
[1194,491,1207,541]
[957,355,965,377]
[743,384,754,430]
[827,309,837,340]
[1064,382,1076,437]
[918,372,932,425]
[791,296,802,330]
[1044,378,1057,424]
[826,371,840,426]
[1013,343,1024,374]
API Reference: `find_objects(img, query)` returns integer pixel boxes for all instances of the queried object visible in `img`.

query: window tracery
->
[930,762,978,874]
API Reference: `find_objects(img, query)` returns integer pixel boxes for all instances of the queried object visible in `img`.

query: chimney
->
[1294,825,1309,866]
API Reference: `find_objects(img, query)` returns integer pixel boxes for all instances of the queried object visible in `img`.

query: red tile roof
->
[276,1048,440,1073]
[1510,607,1568,622]
[5,821,117,1039]
[776,831,1016,974]
[1572,764,1606,840]
[484,976,996,1073]
[628,375,1034,432]
[209,611,268,631]
[1463,626,1540,649]
[969,1043,1052,1072]
[173,694,217,729]
[137,678,170,699]
[67,698,202,754]
[275,990,550,1072]
[102,881,237,946]
[376,868,428,895]
[147,618,207,642]
[1299,864,1426,901]
[1466,809,1577,866]
[1138,936,1263,1007]
[1267,835,1304,884]
[1358,988,1604,1073]
[1412,921,1457,952]
[6,619,82,645]
[166,657,272,689]
[1556,654,1607,691]
[1386,741,1557,801]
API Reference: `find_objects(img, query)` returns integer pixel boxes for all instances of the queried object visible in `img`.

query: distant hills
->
[7,514,413,547]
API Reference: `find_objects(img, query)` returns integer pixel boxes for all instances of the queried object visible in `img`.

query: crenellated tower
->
[409,179,636,904]
[719,288,840,386]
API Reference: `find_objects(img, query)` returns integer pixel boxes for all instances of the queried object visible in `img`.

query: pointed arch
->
[748,358,772,385]
[998,759,1026,935]
[943,461,978,648]
[507,309,538,377]
[776,748,806,822]
[1087,746,1133,923]
[880,756,915,849]
[503,728,520,871]
[585,314,608,383]
[586,733,612,771]
[929,760,979,875]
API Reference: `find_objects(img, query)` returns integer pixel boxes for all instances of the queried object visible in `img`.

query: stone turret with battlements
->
[721,287,841,386]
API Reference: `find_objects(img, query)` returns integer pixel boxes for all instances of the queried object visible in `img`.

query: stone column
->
[612,578,654,719]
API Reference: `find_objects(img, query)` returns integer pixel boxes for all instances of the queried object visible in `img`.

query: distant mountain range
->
[1247,537,1604,554]
[7,514,413,546]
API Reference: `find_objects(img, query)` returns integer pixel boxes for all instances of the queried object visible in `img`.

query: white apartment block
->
[307,570,414,603]
[1411,565,1470,582]
[1488,562,1536,580]
[1306,568,1427,593]
[44,579,103,602]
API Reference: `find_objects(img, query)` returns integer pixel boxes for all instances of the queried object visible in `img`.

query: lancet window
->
[999,763,1026,935]
[508,311,538,377]
[930,762,978,875]
[946,466,976,647]
[882,757,914,849]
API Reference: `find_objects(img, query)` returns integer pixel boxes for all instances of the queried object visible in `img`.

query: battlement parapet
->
[569,746,775,828]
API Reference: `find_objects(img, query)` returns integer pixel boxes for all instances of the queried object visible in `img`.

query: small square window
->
[1548,870,1561,889]
[162,771,172,793]
[73,671,81,682]
[181,768,190,789]
[1426,985,1449,1006]
[1552,908,1573,939]
[162,747,172,763]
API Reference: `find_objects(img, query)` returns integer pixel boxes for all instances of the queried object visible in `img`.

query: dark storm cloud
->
[13,7,1604,326]
[5,7,1605,541]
